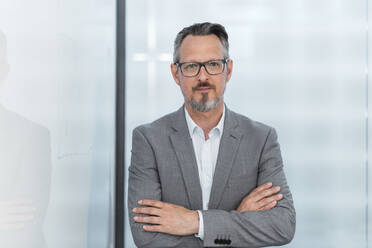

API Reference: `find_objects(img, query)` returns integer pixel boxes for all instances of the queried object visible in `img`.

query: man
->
[128,22,295,247]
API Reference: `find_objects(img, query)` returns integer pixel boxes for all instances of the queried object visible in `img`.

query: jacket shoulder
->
[132,110,178,137]
[229,110,273,137]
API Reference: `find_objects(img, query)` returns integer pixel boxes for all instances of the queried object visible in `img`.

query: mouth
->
[195,87,212,93]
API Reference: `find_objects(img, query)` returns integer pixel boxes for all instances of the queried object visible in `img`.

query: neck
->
[185,101,224,137]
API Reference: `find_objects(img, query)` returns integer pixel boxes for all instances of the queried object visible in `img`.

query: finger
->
[134,215,161,224]
[257,193,283,208]
[257,197,274,209]
[258,193,283,209]
[274,193,283,201]
[138,199,164,209]
[259,200,277,211]
[133,207,161,216]
[254,186,280,201]
[249,182,272,197]
[143,224,162,232]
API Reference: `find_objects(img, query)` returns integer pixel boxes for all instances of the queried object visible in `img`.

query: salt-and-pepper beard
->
[184,81,226,112]
[187,92,223,112]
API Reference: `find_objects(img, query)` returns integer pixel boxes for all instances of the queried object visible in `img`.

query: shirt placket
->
[201,134,212,210]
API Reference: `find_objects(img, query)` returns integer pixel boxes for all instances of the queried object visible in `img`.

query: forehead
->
[178,34,224,62]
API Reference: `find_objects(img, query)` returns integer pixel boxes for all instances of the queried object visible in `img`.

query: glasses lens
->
[205,60,224,74]
[181,63,200,76]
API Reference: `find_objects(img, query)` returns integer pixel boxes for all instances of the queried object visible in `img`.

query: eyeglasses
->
[175,59,228,77]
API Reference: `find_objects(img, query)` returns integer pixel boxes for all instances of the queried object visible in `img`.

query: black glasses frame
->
[175,59,229,77]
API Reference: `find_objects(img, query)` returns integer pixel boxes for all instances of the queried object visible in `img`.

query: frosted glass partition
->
[126,0,371,247]
[0,0,116,248]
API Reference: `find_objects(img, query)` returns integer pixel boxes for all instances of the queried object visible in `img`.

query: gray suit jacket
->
[128,105,295,248]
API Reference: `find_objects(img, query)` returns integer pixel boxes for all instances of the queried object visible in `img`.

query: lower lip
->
[196,87,211,93]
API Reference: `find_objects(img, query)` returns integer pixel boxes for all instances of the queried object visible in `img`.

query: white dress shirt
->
[184,105,225,240]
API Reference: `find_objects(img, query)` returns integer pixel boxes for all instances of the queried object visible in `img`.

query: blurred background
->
[125,0,372,247]
[0,0,371,247]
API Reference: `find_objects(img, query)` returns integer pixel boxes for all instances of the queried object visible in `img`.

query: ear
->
[225,59,233,83]
[170,63,181,86]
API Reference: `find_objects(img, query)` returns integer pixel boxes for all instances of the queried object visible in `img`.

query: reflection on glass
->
[0,30,52,248]
[0,0,116,246]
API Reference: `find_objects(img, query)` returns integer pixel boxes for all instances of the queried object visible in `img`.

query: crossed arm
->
[132,182,282,235]
[128,127,296,247]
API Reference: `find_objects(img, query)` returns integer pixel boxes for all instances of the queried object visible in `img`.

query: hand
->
[236,182,283,213]
[133,199,199,236]
[0,200,36,230]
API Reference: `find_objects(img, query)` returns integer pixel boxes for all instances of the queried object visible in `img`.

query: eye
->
[208,61,220,67]
[184,63,198,70]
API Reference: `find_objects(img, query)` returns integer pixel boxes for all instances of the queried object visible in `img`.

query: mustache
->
[192,82,216,91]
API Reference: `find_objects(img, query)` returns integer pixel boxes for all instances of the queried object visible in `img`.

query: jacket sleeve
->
[201,128,296,247]
[127,127,202,248]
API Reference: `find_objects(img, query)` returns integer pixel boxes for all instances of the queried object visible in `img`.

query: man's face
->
[171,34,233,112]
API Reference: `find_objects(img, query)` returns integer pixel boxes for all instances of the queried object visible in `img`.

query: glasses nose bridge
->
[198,62,210,75]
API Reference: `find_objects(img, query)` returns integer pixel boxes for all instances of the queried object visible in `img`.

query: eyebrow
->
[179,58,224,63]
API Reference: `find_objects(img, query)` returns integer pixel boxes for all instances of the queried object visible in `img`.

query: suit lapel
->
[208,108,243,209]
[169,107,203,210]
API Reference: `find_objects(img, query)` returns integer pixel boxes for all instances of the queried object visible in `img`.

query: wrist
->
[191,210,199,234]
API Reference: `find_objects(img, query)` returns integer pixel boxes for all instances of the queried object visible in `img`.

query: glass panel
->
[126,0,369,247]
[0,0,116,247]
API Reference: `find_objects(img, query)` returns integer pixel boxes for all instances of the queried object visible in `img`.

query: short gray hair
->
[173,22,229,63]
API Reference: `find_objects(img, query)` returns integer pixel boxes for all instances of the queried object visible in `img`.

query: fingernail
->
[276,186,280,190]
[138,200,142,204]
[267,182,272,186]
[279,194,283,198]
[132,208,137,212]
[134,216,138,221]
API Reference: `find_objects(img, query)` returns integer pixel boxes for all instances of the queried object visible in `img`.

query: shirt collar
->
[184,104,225,138]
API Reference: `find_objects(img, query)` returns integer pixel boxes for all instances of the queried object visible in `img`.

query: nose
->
[197,65,209,81]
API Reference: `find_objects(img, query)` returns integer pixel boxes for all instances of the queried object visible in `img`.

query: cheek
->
[179,83,193,96]
[180,80,195,92]
[215,81,227,94]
